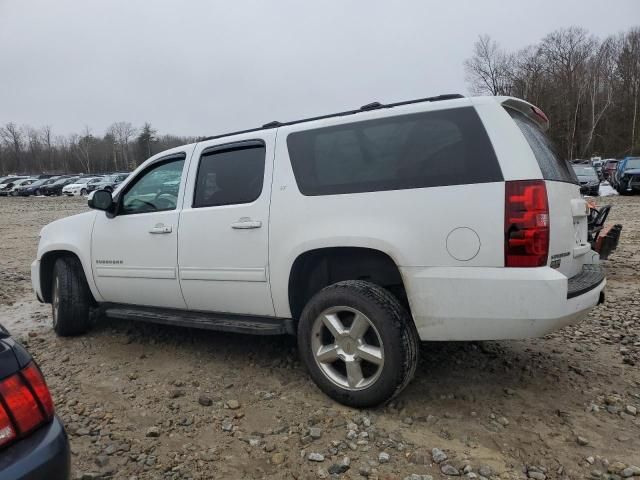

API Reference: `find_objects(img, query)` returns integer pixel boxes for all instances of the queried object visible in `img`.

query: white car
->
[62,177,103,196]
[0,177,31,196]
[31,94,605,407]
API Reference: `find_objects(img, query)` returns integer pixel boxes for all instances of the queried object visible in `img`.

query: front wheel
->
[297,280,419,408]
[80,188,87,196]
[52,256,93,336]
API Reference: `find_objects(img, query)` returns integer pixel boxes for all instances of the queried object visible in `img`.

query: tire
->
[34,189,41,196]
[297,280,419,408]
[81,188,87,196]
[51,256,93,336]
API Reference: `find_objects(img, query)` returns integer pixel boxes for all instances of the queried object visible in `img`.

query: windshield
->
[625,158,640,170]
[572,166,597,176]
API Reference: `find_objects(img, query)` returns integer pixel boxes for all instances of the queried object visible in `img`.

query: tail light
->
[505,180,549,267]
[0,362,54,450]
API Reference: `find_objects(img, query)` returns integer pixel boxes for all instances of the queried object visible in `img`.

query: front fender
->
[35,211,103,303]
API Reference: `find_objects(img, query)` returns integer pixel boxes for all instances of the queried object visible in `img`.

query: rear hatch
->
[506,107,589,278]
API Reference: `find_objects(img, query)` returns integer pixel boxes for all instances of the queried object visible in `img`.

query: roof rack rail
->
[201,93,464,142]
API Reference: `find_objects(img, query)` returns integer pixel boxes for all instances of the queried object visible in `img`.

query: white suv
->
[31,95,605,407]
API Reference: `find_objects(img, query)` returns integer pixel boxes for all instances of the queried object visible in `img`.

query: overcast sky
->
[1,0,638,138]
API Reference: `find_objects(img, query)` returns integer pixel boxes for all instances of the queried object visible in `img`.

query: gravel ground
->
[0,195,638,480]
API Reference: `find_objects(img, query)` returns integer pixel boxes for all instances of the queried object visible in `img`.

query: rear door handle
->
[231,219,262,229]
[149,224,172,234]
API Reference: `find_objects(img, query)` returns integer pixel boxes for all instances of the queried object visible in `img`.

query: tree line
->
[0,121,195,175]
[465,26,640,161]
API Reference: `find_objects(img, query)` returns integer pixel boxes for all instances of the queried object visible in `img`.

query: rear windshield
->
[507,108,577,183]
[286,106,503,196]
[625,158,640,169]
[572,166,597,176]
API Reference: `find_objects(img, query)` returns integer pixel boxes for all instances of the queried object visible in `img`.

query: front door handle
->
[231,219,262,229]
[149,224,172,234]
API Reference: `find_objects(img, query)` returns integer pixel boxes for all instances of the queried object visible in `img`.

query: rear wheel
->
[297,280,419,408]
[80,188,87,196]
[51,256,93,336]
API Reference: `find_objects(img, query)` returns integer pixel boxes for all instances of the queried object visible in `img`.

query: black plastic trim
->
[102,303,294,336]
[567,264,605,299]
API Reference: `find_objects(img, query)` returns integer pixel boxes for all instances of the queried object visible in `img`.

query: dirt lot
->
[0,196,638,480]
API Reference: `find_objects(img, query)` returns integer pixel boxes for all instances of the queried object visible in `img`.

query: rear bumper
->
[401,264,605,341]
[0,416,70,480]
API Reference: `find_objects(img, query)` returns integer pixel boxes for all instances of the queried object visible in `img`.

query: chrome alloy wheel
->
[310,306,384,391]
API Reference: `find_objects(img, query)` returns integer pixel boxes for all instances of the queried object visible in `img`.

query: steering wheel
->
[154,192,177,209]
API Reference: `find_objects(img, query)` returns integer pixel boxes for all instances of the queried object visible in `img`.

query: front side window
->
[121,156,185,215]
[286,107,502,196]
[193,143,265,208]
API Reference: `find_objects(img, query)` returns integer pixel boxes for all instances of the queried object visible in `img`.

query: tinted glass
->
[286,107,502,196]
[193,145,265,208]
[507,108,577,183]
[572,166,597,176]
[121,158,185,214]
[625,158,640,169]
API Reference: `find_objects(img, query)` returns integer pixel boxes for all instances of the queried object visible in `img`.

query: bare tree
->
[40,126,54,171]
[464,35,512,95]
[107,121,137,171]
[0,123,24,172]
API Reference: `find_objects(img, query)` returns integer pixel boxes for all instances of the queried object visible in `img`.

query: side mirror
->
[88,189,114,212]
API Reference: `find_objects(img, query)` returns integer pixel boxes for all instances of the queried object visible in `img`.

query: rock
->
[317,467,329,478]
[226,399,240,410]
[528,472,546,480]
[308,452,325,462]
[478,465,492,477]
[624,405,637,416]
[271,452,285,465]
[309,427,322,439]
[328,463,350,474]
[441,464,461,476]
[577,435,590,446]
[359,464,372,477]
[169,389,184,398]
[95,455,109,467]
[586,457,595,465]
[621,466,640,478]
[404,476,433,480]
[432,448,448,464]
[378,452,390,463]
[221,420,233,432]
[145,426,160,437]
[463,465,473,474]
[198,395,213,406]
[497,416,509,426]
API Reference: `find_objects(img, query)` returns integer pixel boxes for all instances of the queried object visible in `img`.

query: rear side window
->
[507,108,577,183]
[286,107,502,196]
[193,143,265,208]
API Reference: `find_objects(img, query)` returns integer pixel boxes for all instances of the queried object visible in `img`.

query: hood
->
[39,210,96,238]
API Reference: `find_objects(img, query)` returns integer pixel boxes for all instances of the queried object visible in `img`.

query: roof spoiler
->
[500,97,550,131]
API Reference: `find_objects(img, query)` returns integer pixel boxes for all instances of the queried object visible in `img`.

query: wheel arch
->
[39,250,98,304]
[287,246,410,322]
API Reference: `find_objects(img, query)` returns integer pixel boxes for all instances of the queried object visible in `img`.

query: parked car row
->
[0,173,130,197]
[610,156,640,195]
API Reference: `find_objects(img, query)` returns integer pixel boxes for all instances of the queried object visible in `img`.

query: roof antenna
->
[360,102,383,111]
